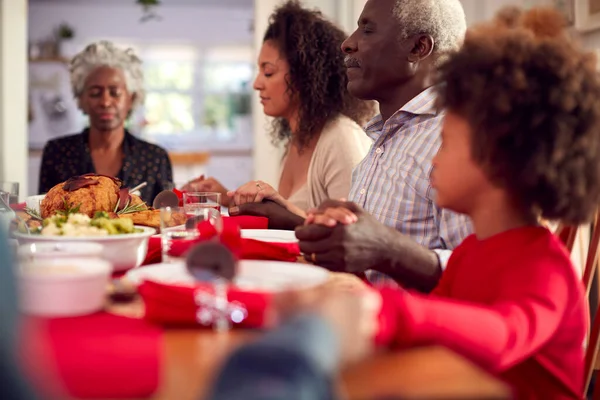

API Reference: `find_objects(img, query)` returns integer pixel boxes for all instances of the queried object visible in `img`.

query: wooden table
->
[150,329,511,400]
[110,300,510,400]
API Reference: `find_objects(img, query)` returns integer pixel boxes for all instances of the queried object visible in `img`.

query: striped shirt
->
[348,87,472,284]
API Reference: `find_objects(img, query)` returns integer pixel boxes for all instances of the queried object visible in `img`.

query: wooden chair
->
[582,212,600,397]
[556,223,578,254]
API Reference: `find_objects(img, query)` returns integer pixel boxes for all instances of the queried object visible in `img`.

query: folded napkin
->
[22,313,161,399]
[142,218,299,265]
[173,188,184,206]
[227,215,268,229]
[139,280,272,328]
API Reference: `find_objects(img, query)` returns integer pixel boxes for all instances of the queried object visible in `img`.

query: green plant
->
[137,0,161,22]
[55,23,74,40]
[137,0,161,6]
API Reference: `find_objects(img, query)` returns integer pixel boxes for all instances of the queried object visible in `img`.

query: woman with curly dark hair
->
[184,1,375,214]
[306,6,600,398]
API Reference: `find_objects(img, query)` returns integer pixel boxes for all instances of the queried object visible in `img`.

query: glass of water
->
[0,181,19,207]
[160,206,223,263]
[183,192,222,213]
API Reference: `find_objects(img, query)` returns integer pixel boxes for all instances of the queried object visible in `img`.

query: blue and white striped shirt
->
[349,87,472,283]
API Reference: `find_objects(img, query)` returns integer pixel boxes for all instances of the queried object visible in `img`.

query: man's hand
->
[296,200,394,274]
[229,200,305,230]
[297,200,443,292]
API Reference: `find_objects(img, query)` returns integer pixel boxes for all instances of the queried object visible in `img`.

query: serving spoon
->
[152,190,180,209]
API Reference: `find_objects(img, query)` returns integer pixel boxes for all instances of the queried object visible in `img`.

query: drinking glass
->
[183,192,222,214]
[160,206,223,263]
[0,181,19,206]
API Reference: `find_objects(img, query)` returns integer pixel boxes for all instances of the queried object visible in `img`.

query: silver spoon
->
[129,182,147,194]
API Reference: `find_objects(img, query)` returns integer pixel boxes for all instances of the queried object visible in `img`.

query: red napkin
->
[227,215,268,229]
[142,218,299,265]
[22,312,161,399]
[139,280,272,328]
[11,202,26,211]
[173,188,184,206]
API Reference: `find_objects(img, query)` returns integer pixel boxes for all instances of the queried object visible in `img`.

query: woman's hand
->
[305,199,358,227]
[227,180,284,207]
[181,176,230,207]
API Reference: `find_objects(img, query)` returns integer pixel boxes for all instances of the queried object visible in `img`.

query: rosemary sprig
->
[24,207,42,220]
[57,198,81,216]
[117,202,147,215]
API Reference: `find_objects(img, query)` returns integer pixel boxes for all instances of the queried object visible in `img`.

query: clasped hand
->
[295,200,391,275]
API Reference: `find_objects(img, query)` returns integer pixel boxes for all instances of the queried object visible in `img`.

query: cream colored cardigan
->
[285,115,373,211]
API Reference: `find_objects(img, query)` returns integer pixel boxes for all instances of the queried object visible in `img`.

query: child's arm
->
[377,257,579,372]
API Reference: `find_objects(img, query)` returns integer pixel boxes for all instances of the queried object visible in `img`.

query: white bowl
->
[17,242,105,262]
[18,257,111,317]
[13,226,156,272]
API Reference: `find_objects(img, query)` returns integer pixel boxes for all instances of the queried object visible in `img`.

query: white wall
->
[0,0,28,200]
[28,2,253,46]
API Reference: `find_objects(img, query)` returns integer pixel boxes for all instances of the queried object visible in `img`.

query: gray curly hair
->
[393,0,466,65]
[70,40,145,112]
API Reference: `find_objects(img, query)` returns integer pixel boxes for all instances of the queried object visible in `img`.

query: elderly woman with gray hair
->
[38,41,172,204]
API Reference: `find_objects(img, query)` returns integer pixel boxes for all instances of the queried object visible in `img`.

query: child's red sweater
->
[377,226,586,399]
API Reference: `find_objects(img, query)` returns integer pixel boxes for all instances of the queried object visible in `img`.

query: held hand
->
[229,200,305,230]
[227,180,283,207]
[181,176,230,207]
[296,201,393,274]
[305,199,358,226]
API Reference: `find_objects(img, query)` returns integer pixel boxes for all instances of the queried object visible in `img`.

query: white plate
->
[240,229,298,243]
[124,259,327,292]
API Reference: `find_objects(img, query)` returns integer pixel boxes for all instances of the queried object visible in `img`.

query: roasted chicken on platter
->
[26,174,184,230]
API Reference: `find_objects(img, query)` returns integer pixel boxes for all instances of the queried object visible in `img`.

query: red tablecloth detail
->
[139,280,272,329]
[142,217,297,265]
[23,312,161,399]
[11,202,26,211]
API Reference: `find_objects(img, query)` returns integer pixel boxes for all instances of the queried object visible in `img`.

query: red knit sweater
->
[377,226,586,399]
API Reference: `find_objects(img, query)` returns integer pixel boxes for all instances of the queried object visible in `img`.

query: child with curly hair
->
[306,6,600,398]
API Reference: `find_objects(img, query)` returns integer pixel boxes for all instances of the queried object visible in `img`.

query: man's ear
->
[407,34,435,62]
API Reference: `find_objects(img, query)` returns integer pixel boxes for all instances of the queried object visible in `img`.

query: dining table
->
[105,298,512,400]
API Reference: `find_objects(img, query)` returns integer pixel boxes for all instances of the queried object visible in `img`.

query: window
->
[123,43,254,142]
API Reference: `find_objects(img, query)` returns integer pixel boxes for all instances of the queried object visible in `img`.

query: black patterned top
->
[39,129,173,204]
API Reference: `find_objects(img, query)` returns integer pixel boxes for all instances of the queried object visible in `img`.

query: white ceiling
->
[29,0,254,8]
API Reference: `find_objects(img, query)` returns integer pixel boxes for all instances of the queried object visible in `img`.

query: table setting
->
[5,174,510,400]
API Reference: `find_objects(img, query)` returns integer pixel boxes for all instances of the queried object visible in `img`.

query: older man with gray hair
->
[295,0,472,291]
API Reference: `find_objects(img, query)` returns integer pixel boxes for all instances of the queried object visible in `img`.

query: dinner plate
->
[124,259,328,292]
[240,229,298,243]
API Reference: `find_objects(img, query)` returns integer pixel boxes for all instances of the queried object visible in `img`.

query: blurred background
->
[1,0,599,198]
